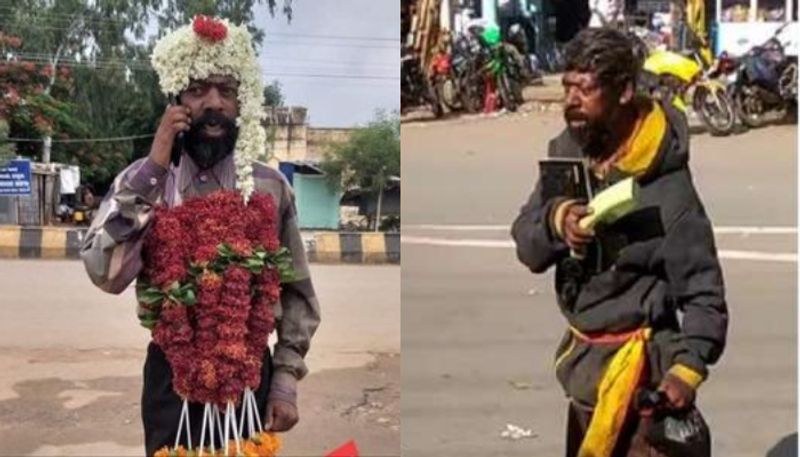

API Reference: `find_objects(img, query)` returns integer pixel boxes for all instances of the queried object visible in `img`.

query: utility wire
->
[5,55,399,80]
[2,133,154,143]
[266,32,397,42]
[0,15,399,43]
[0,8,398,41]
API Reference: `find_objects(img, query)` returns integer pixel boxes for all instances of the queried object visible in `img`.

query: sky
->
[251,1,399,128]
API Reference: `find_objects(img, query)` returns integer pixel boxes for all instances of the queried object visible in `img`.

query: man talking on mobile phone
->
[80,16,320,456]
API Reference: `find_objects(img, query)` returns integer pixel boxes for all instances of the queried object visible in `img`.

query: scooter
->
[467,22,524,112]
[728,22,797,128]
[635,30,737,136]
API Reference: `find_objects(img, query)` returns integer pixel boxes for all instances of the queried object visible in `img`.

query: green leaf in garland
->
[139,317,158,330]
[243,257,265,274]
[279,264,296,283]
[137,286,166,306]
[188,262,204,277]
[183,289,197,306]
[218,243,235,259]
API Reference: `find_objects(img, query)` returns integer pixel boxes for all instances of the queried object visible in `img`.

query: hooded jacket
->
[511,101,728,408]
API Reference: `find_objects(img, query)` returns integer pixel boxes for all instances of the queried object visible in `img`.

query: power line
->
[0,9,399,43]
[264,72,397,80]
[263,55,397,65]
[3,133,155,143]
[2,19,399,45]
[266,32,397,42]
[13,52,399,70]
[12,51,398,69]
[264,40,398,50]
[5,55,399,80]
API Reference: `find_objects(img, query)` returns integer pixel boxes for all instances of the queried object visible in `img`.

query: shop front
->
[715,0,798,55]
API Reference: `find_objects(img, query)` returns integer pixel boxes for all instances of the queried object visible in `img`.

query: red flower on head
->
[192,15,227,42]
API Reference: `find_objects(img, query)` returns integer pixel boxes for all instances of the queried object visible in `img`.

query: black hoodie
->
[511,101,728,408]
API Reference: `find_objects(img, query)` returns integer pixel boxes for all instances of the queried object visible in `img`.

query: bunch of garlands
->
[154,431,281,457]
[138,190,293,457]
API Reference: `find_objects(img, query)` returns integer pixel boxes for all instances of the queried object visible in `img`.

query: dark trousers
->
[141,342,273,457]
[565,403,669,457]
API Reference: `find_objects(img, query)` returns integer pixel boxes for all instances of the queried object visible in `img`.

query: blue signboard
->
[0,159,32,196]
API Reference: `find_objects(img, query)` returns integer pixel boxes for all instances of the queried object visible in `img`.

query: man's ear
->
[619,80,634,105]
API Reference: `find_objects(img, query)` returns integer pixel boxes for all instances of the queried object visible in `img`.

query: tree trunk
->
[375,181,384,232]
[42,136,52,164]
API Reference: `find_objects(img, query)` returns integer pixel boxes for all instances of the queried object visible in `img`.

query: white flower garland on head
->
[151,16,266,201]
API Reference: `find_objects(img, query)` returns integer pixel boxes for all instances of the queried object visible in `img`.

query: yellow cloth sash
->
[614,102,667,177]
[573,327,651,457]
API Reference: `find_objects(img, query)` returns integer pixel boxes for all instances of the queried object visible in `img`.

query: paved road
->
[402,112,797,457]
[0,261,400,456]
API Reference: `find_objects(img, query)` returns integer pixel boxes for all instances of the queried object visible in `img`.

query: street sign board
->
[0,159,32,196]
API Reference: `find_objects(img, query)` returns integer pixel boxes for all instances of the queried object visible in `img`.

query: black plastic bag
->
[636,389,711,457]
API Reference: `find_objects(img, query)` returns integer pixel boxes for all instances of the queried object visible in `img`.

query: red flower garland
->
[192,15,228,43]
[141,190,283,406]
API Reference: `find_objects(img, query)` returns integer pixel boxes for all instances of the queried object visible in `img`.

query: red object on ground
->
[483,78,498,113]
[325,440,360,457]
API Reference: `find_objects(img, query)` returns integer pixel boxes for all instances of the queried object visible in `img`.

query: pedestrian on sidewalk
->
[511,27,728,457]
[80,17,320,456]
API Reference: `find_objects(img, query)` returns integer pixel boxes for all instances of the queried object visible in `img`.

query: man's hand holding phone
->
[149,104,191,169]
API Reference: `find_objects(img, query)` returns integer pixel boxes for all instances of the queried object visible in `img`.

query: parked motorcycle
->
[468,23,524,112]
[505,22,542,85]
[450,32,485,113]
[401,47,443,118]
[634,29,737,136]
[430,51,460,113]
[728,23,797,128]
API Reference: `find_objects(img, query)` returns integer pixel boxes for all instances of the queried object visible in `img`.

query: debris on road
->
[500,423,536,440]
[507,380,533,390]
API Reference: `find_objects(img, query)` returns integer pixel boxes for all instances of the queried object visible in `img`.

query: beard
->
[564,108,613,159]
[182,111,238,170]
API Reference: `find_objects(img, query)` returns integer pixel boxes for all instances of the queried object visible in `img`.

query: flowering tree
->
[0,32,89,160]
[321,112,401,231]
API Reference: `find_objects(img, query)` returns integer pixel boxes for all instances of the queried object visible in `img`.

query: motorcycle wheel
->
[426,81,444,118]
[733,86,768,129]
[693,86,736,136]
[504,43,533,84]
[434,80,450,114]
[459,76,483,113]
[498,72,518,112]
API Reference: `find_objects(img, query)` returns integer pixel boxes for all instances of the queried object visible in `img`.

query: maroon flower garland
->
[140,190,292,406]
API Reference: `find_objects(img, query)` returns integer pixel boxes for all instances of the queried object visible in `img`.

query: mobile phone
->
[168,94,184,167]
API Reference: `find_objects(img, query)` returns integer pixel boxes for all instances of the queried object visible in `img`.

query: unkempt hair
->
[564,27,642,93]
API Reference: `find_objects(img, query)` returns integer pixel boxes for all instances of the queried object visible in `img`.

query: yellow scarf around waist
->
[571,326,652,457]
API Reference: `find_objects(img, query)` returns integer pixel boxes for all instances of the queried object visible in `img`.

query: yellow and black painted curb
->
[0,225,85,259]
[306,232,400,264]
[0,226,400,264]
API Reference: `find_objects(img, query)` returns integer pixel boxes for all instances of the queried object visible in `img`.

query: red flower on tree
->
[192,15,228,43]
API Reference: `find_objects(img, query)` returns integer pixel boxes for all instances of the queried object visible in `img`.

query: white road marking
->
[405,224,797,235]
[401,236,797,263]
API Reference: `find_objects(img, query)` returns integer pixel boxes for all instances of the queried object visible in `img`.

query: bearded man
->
[511,28,728,457]
[80,17,320,456]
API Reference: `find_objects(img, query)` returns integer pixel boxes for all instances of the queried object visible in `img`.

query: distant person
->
[511,28,727,456]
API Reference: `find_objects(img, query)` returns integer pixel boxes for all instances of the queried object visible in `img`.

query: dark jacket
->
[511,103,728,408]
